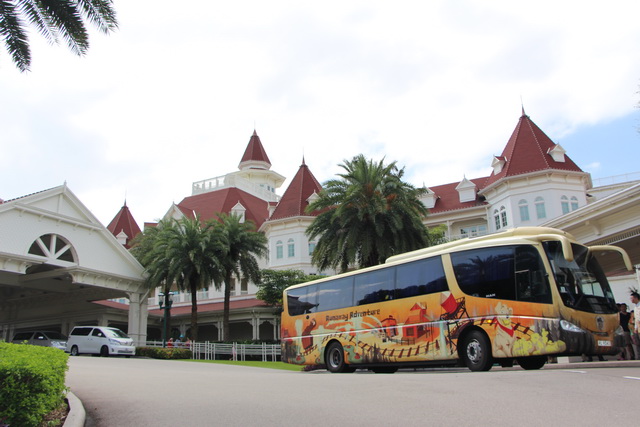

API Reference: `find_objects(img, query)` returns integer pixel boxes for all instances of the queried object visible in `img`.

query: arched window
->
[276,240,283,259]
[308,241,316,256]
[287,239,295,257]
[561,196,569,214]
[500,206,508,228]
[518,199,530,221]
[570,196,579,211]
[494,209,501,230]
[535,197,546,219]
[28,234,77,263]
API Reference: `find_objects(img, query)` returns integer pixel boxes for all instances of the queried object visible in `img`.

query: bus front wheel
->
[325,342,354,373]
[461,330,493,372]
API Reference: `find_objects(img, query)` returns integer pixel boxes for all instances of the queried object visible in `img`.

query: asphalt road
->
[66,357,640,427]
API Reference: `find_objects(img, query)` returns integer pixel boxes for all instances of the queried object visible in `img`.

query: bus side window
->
[355,268,395,305]
[395,256,448,299]
[515,246,552,304]
[451,246,515,300]
[317,277,354,312]
[287,284,318,316]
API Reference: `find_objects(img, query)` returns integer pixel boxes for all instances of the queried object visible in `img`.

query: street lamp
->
[158,291,176,348]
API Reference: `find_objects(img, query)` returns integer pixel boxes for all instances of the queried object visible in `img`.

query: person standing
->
[618,303,633,360]
[630,292,640,360]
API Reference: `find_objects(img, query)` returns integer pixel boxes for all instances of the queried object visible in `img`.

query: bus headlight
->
[560,320,584,333]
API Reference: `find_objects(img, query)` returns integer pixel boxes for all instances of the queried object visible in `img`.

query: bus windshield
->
[543,241,617,314]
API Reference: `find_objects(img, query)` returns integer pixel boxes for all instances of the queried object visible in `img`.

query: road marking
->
[563,370,587,374]
[623,376,640,381]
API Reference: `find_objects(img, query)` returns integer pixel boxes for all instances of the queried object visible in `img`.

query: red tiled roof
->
[239,131,271,168]
[176,187,269,229]
[427,177,488,214]
[148,298,269,316]
[106,202,142,248]
[269,159,323,220]
[482,113,583,189]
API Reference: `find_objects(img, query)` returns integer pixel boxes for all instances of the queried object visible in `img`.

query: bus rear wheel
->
[516,356,546,370]
[325,342,354,373]
[461,330,493,372]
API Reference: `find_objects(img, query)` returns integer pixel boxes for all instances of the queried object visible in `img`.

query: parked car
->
[66,326,135,357]
[11,331,68,351]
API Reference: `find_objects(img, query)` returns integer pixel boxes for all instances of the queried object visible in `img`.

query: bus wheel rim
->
[467,339,482,363]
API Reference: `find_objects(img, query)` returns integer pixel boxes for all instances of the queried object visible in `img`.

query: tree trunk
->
[223,273,232,341]
[190,282,198,342]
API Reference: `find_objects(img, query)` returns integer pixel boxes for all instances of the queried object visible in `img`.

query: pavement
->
[62,358,640,427]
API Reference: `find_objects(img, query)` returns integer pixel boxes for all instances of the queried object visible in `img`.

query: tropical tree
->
[216,213,267,341]
[131,216,226,342]
[256,269,317,310]
[0,0,118,72]
[306,154,430,272]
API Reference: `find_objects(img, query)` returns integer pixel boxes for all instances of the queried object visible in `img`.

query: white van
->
[66,326,135,357]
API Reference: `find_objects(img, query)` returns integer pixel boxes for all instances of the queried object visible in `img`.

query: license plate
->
[597,340,611,347]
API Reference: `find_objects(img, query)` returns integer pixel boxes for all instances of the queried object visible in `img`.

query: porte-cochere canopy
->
[0,185,149,345]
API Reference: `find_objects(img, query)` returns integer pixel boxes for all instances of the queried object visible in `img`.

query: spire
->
[238,130,272,171]
[482,113,583,189]
[107,203,142,249]
[269,160,323,220]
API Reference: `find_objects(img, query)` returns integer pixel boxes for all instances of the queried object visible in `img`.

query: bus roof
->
[385,226,575,264]
[284,226,576,292]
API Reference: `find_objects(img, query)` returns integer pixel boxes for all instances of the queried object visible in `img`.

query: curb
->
[63,391,86,427]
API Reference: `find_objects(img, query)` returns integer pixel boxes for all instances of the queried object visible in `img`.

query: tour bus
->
[280,227,632,373]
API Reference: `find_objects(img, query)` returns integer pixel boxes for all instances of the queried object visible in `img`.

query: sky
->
[1,1,640,228]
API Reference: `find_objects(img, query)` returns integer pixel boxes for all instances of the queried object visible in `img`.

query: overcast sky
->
[1,1,639,227]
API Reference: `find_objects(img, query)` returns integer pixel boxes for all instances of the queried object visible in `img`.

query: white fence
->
[144,341,281,362]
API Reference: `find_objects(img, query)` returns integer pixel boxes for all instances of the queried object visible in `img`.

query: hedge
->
[136,346,192,359]
[0,342,68,427]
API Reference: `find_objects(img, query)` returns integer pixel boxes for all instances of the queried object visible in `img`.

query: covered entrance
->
[0,185,149,345]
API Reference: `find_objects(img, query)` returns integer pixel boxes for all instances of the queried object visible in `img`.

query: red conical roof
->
[270,159,323,220]
[239,130,271,169]
[482,113,583,189]
[107,202,142,249]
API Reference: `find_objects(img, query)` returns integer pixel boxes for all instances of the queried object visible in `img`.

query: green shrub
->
[0,342,68,427]
[136,347,192,359]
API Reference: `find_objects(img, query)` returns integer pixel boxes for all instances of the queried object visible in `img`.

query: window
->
[287,285,319,316]
[276,240,283,259]
[500,206,508,227]
[28,234,76,263]
[317,277,354,312]
[518,199,530,221]
[287,239,295,257]
[561,196,569,214]
[570,196,579,211]
[535,197,546,219]
[355,269,395,305]
[460,225,487,237]
[494,209,501,230]
[308,241,316,256]
[395,257,448,299]
[451,245,551,303]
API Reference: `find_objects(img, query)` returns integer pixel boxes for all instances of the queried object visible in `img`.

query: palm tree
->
[131,216,226,342]
[130,219,177,344]
[216,213,267,341]
[306,154,430,272]
[0,0,118,72]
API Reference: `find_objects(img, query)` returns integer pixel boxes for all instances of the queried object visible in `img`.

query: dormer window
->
[455,177,477,203]
[231,202,246,223]
[491,156,506,174]
[548,144,566,163]
[422,187,437,209]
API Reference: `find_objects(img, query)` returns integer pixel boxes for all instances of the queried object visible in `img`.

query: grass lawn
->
[179,359,304,371]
